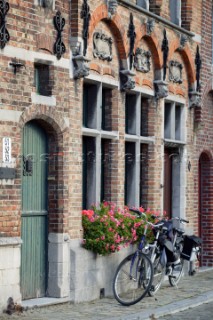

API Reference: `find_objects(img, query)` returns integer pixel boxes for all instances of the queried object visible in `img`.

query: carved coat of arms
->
[134,48,151,73]
[93,32,113,61]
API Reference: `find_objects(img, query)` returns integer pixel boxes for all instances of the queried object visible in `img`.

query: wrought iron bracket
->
[81,0,90,57]
[53,11,66,60]
[195,45,202,92]
[0,0,10,49]
[9,58,25,74]
[128,13,136,70]
[161,29,169,81]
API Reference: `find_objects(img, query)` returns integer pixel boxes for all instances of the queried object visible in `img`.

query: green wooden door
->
[21,121,48,299]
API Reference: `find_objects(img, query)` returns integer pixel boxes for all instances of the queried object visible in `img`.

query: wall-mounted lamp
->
[9,58,25,74]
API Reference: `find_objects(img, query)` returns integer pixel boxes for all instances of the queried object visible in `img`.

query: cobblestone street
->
[0,269,212,320]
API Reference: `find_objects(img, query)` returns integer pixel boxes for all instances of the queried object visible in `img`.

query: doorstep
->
[21,297,70,309]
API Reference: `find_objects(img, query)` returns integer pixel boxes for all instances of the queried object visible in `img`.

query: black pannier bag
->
[181,235,202,261]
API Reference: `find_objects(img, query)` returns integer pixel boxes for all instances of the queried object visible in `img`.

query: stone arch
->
[135,24,162,70]
[19,105,69,234]
[168,41,196,87]
[89,4,128,66]
[198,151,213,266]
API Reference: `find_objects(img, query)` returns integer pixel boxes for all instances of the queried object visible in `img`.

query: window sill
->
[164,139,186,147]
[125,134,155,144]
[82,127,119,139]
[31,92,56,106]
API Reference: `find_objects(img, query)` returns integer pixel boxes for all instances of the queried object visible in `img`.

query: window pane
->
[125,94,137,135]
[140,144,148,207]
[82,137,96,209]
[83,83,97,129]
[101,139,111,202]
[175,105,181,140]
[136,0,149,10]
[34,63,52,96]
[125,142,136,206]
[141,97,149,137]
[170,0,181,26]
[102,88,112,131]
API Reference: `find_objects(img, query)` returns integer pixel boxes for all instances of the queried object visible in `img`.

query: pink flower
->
[101,235,105,240]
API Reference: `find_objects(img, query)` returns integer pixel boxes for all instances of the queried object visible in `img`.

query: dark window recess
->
[125,94,137,135]
[164,103,172,139]
[102,88,112,131]
[34,63,52,96]
[175,105,181,140]
[101,139,111,202]
[83,83,97,129]
[125,142,136,206]
[141,97,149,137]
[82,136,96,209]
[38,0,53,8]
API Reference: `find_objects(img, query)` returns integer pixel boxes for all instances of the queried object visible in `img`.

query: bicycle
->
[112,209,164,306]
[148,216,190,294]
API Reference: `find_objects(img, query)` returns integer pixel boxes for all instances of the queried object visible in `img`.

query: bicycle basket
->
[181,235,202,261]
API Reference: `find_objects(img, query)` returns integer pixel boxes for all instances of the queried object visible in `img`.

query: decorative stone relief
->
[73,55,90,79]
[169,60,183,84]
[154,80,168,99]
[107,0,118,18]
[72,42,90,79]
[120,70,135,91]
[134,48,151,73]
[189,91,202,108]
[146,18,155,35]
[179,34,188,50]
[93,32,113,61]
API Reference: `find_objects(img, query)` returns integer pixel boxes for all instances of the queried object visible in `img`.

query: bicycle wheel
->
[169,258,184,286]
[113,253,153,306]
[148,255,166,296]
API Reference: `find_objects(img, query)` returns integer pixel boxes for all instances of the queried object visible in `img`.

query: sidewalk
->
[1,268,213,320]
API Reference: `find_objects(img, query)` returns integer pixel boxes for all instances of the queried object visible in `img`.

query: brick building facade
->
[0,0,211,311]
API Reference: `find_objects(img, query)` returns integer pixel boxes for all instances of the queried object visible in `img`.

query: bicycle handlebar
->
[129,208,164,228]
[172,217,189,224]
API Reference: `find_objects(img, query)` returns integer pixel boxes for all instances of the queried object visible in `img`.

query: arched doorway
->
[198,152,213,266]
[21,120,48,299]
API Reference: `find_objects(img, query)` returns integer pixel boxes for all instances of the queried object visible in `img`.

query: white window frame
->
[82,78,119,208]
[163,97,186,220]
[125,91,154,207]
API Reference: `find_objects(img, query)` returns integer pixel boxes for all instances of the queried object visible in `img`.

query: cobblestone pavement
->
[0,269,213,320]
[159,301,213,320]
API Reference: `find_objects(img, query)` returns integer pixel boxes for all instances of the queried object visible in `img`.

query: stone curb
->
[106,290,213,320]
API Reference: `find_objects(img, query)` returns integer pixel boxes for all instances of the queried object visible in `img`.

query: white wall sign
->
[3,137,11,163]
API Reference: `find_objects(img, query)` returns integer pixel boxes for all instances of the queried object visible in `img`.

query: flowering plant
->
[82,202,160,255]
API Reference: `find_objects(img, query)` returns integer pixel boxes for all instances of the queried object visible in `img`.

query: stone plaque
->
[93,32,113,61]
[169,60,183,84]
[134,48,151,73]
